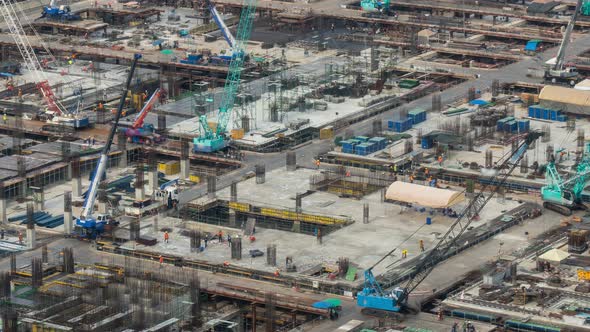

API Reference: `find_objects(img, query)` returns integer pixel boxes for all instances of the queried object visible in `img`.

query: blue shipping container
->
[517,119,530,132]
[535,108,542,119]
[422,137,433,149]
[528,106,535,118]
[557,115,568,122]
[387,120,394,129]
[356,136,369,142]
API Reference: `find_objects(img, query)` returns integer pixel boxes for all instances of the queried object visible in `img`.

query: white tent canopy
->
[385,181,465,208]
[538,248,570,263]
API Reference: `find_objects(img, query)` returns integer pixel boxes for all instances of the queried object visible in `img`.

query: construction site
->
[3,0,590,330]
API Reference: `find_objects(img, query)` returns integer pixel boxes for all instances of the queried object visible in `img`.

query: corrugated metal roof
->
[539,85,590,107]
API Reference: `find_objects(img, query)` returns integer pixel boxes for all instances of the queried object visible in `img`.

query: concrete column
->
[64,210,72,234]
[135,187,145,201]
[180,159,190,180]
[34,189,44,212]
[148,170,158,194]
[230,181,237,202]
[291,220,301,233]
[0,199,6,225]
[98,202,107,214]
[119,151,128,169]
[229,209,236,227]
[66,163,72,181]
[117,132,127,169]
[295,193,302,214]
[71,177,82,197]
[207,175,216,200]
[64,191,72,235]
[26,228,35,249]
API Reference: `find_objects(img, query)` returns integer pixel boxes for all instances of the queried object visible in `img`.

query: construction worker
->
[218,230,223,242]
[274,269,280,277]
[419,240,425,252]
[227,234,231,246]
[159,255,164,268]
[424,167,429,175]
[0,229,4,239]
[402,249,407,258]
[2,113,6,124]
[164,231,169,244]
[437,155,443,166]
[18,231,22,245]
[315,159,320,169]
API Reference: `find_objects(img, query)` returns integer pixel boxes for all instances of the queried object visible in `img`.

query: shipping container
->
[422,137,434,149]
[557,114,568,122]
[230,128,245,139]
[517,119,530,132]
[356,143,371,156]
[369,137,387,149]
[319,126,334,140]
[408,108,427,124]
[497,118,507,131]
[355,136,369,142]
[158,161,180,175]
[504,120,517,133]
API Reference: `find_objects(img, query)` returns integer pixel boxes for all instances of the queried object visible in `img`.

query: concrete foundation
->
[180,159,190,180]
[26,228,35,249]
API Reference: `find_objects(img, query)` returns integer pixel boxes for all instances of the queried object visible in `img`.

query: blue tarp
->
[312,301,335,309]
[469,99,489,106]
[152,40,163,46]
[525,40,540,51]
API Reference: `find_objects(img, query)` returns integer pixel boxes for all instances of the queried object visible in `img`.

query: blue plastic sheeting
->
[525,40,540,51]
[312,301,335,309]
[152,40,163,46]
[469,99,488,106]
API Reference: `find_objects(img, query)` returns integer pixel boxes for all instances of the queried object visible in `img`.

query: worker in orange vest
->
[438,155,443,166]
[315,160,320,169]
[218,230,223,242]
[164,231,169,244]
[274,269,280,277]
[159,255,164,268]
